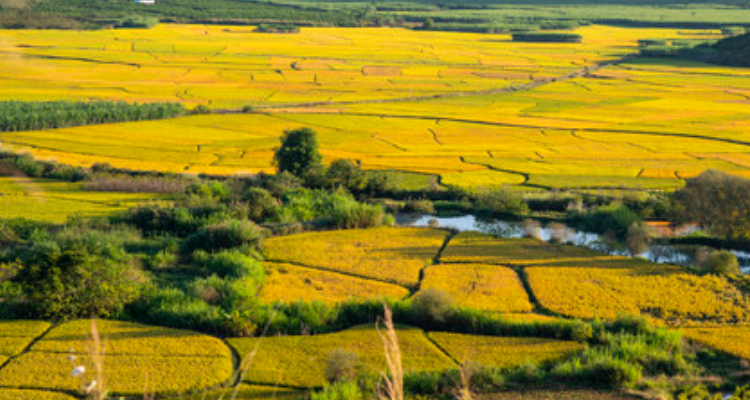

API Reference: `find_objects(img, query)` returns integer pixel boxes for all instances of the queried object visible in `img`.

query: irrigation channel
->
[396,214,750,273]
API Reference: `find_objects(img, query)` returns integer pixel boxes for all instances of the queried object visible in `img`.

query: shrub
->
[325,159,366,191]
[131,287,224,333]
[15,242,145,319]
[329,201,387,229]
[186,181,230,199]
[116,15,158,28]
[626,223,651,256]
[325,349,360,383]
[702,250,740,276]
[190,274,260,311]
[474,188,529,216]
[243,187,279,221]
[192,104,211,114]
[412,288,455,324]
[311,381,364,400]
[404,199,435,214]
[193,249,265,280]
[182,219,264,254]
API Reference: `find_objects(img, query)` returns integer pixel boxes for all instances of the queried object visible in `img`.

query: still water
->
[397,214,750,273]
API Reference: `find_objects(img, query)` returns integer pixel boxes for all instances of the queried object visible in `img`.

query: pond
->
[397,214,750,273]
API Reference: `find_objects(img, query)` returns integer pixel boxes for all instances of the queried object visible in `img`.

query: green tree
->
[274,127,322,178]
[15,243,144,319]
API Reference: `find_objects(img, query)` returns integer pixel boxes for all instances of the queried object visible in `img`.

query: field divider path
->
[214,55,637,111]
[415,230,459,294]
[271,111,750,150]
[0,323,55,372]
[420,332,461,368]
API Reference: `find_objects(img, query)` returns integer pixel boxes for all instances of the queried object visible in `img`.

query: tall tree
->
[274,127,322,178]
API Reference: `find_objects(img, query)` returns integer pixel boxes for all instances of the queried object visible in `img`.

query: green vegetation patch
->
[228,324,456,388]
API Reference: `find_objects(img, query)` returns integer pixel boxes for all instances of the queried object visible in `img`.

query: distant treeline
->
[0,101,185,132]
[639,31,750,67]
[512,32,582,43]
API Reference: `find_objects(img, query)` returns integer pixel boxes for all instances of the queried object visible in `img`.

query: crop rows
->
[263,227,448,287]
[260,262,410,305]
[420,263,533,313]
[0,320,234,396]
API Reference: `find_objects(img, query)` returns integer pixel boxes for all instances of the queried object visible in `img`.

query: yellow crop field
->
[0,320,234,396]
[420,264,533,313]
[526,266,750,325]
[682,326,750,360]
[0,390,77,400]
[1,25,747,189]
[228,324,456,388]
[260,262,410,305]
[0,176,164,222]
[0,320,50,360]
[441,232,623,266]
[0,24,654,109]
[428,333,584,368]
[263,227,448,287]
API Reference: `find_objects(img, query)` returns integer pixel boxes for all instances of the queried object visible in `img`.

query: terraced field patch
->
[0,320,50,365]
[0,25,676,109]
[263,227,448,287]
[429,333,584,368]
[682,326,750,360]
[0,320,234,396]
[420,263,533,313]
[228,324,456,388]
[0,176,164,222]
[527,266,750,324]
[441,232,622,266]
[260,262,410,305]
[0,390,78,400]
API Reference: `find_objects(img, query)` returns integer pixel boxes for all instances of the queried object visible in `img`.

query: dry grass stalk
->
[376,305,403,400]
[87,319,106,400]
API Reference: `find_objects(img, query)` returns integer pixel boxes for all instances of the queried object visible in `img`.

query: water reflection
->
[397,214,750,273]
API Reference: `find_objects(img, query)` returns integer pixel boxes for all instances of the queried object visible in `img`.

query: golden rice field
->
[260,262,410,305]
[526,266,750,325]
[419,263,533,313]
[0,321,51,366]
[263,227,448,287]
[0,390,77,400]
[0,320,234,396]
[1,25,748,189]
[0,25,683,108]
[441,232,623,266]
[0,176,164,222]
[228,324,457,388]
[682,326,750,360]
[428,333,584,368]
